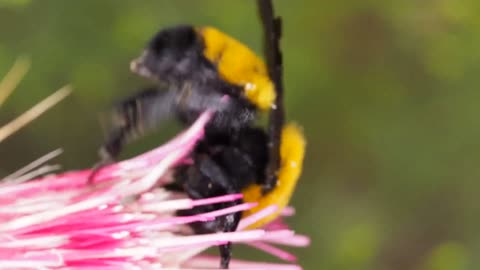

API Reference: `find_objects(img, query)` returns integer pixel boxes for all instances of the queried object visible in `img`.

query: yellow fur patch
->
[198,26,276,110]
[242,123,306,228]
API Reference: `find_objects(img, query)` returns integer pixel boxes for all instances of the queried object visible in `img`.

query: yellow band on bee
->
[242,123,306,228]
[198,26,276,111]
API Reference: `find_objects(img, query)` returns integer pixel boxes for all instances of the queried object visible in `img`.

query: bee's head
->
[131,25,201,83]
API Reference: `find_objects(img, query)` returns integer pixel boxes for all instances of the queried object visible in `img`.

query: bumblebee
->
[93,25,305,268]
[99,25,277,160]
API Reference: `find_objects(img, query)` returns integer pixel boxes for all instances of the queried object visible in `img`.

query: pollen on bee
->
[245,82,256,91]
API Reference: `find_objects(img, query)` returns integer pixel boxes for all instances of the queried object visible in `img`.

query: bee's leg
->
[261,112,284,194]
[258,0,286,195]
[173,155,241,269]
[88,128,124,183]
[261,101,284,194]
[89,87,177,182]
[219,242,234,269]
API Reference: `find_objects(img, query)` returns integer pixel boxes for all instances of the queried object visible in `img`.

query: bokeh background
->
[1,0,479,269]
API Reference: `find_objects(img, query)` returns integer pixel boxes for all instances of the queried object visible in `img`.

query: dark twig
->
[257,0,285,193]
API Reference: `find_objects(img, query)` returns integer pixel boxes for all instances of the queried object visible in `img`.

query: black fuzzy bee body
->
[93,25,306,269]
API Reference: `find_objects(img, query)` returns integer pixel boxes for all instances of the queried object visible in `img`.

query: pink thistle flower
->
[0,111,309,269]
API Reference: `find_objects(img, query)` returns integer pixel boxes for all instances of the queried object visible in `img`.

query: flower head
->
[0,112,309,269]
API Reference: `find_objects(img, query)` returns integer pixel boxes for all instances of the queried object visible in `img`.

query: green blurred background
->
[1,0,480,269]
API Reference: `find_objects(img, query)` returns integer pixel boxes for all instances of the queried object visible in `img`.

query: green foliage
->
[0,0,30,8]
[332,221,380,270]
[421,242,470,270]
